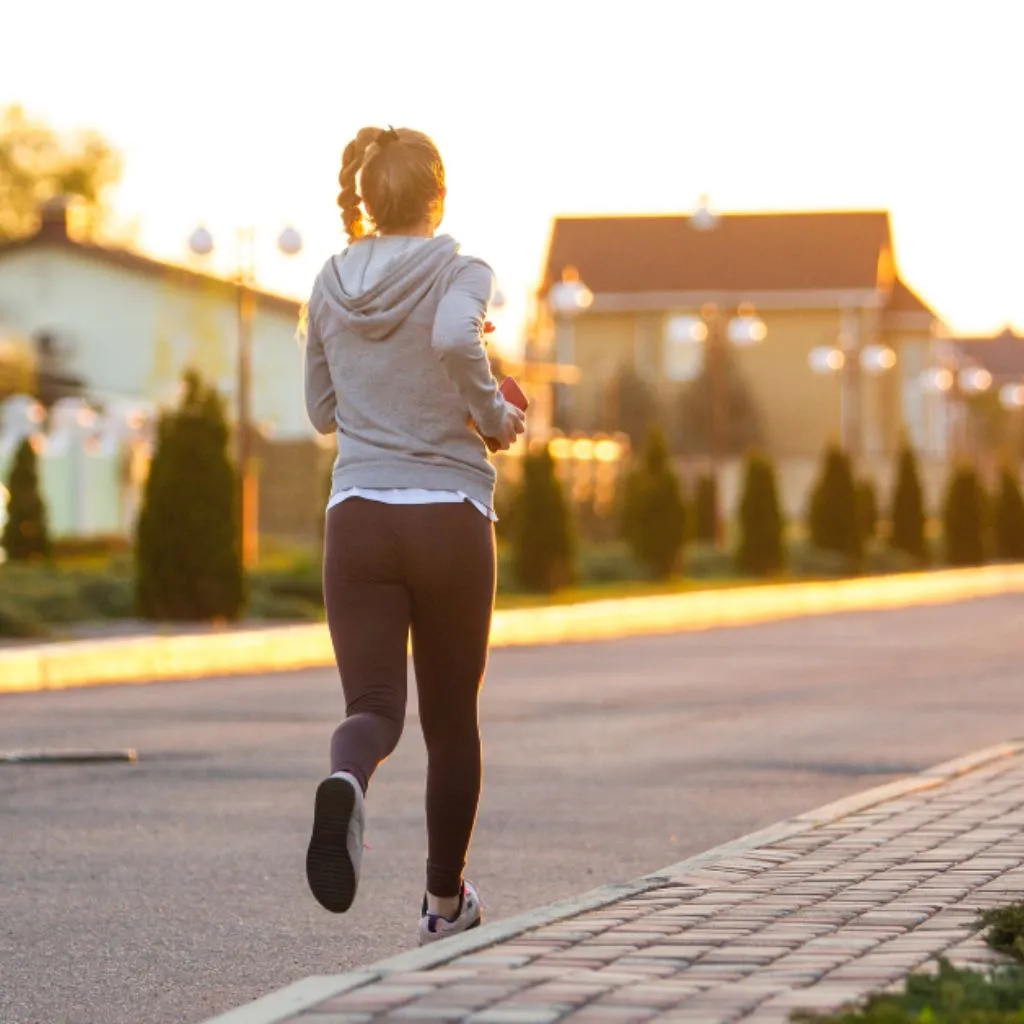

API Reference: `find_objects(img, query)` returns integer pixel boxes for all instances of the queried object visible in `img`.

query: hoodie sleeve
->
[303,285,338,435]
[431,257,507,437]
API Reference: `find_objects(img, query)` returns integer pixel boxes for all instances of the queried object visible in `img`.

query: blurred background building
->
[527,206,1024,516]
[0,198,325,544]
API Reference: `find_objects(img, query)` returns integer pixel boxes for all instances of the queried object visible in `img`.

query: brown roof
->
[0,207,301,318]
[541,210,895,295]
[954,328,1024,382]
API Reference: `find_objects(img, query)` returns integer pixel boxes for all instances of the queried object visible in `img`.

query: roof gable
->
[541,211,894,296]
[0,227,301,319]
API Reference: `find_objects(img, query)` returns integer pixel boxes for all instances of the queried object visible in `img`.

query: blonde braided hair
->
[337,126,445,243]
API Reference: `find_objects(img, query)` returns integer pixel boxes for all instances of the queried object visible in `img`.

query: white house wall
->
[0,245,311,439]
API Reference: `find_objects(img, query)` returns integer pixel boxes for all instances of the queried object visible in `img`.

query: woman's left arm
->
[303,291,337,435]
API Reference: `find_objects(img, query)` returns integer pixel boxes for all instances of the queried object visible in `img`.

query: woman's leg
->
[403,503,496,899]
[323,499,410,792]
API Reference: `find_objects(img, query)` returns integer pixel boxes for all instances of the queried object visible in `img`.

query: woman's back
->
[305,233,507,510]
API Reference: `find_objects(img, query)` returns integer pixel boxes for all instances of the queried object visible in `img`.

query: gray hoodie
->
[304,234,508,510]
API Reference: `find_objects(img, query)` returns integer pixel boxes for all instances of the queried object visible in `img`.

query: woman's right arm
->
[303,288,338,435]
[431,258,509,438]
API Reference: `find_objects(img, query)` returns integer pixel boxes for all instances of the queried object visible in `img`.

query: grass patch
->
[790,905,1024,1022]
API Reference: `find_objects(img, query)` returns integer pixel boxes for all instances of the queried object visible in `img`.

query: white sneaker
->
[306,771,365,913]
[418,880,483,945]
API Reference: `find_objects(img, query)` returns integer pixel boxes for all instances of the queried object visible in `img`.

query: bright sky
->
[2,0,1021,355]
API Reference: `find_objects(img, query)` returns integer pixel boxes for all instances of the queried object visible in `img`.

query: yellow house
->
[531,210,945,464]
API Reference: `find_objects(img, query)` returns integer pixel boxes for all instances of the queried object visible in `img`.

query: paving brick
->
[290,1014,375,1024]
[466,1008,568,1024]
[389,1009,474,1022]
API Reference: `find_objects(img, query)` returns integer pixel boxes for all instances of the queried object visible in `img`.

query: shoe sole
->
[306,777,357,913]
[419,913,482,945]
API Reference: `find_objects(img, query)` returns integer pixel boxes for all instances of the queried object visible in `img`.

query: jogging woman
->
[301,125,525,944]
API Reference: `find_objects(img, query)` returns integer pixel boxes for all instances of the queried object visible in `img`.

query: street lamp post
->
[1000,383,1024,459]
[664,303,766,545]
[544,266,593,438]
[809,331,896,456]
[188,224,302,568]
[919,360,992,461]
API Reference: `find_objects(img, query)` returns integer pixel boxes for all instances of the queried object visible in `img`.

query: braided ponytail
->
[337,126,446,244]
[337,127,386,243]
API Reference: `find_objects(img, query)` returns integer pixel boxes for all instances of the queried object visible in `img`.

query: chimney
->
[36,196,71,242]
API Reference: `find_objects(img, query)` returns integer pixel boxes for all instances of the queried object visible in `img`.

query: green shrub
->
[620,427,687,579]
[250,567,322,605]
[694,472,719,545]
[686,542,735,579]
[808,443,862,570]
[0,562,136,625]
[863,543,921,577]
[247,588,322,622]
[510,444,574,593]
[791,958,1024,1022]
[993,466,1024,561]
[576,542,646,584]
[794,905,1024,1022]
[735,450,785,577]
[788,540,857,579]
[0,596,48,638]
[76,575,135,618]
[135,371,245,621]
[858,477,878,542]
[943,464,988,567]
[890,443,928,564]
[980,904,1024,962]
[1,437,50,561]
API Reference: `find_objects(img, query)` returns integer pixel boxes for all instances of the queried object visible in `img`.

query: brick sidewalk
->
[216,747,1024,1024]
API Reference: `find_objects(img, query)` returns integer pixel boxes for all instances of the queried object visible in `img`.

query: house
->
[0,198,326,541]
[531,210,948,467]
[953,327,1024,387]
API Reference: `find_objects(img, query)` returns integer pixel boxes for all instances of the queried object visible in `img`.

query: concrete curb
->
[5,565,1024,694]
[197,740,1024,1024]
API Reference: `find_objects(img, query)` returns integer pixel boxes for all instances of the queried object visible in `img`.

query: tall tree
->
[808,443,863,570]
[993,466,1024,561]
[135,371,245,621]
[603,363,660,450]
[942,464,987,568]
[1,437,50,561]
[671,343,763,457]
[735,450,785,577]
[620,426,687,579]
[0,104,122,240]
[890,442,929,564]
[510,445,574,593]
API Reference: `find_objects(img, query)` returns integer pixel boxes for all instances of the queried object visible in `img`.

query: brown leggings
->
[323,497,496,898]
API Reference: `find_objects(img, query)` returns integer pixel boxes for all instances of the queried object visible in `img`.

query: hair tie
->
[379,125,400,146]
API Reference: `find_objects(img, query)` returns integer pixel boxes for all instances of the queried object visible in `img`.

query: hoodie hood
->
[317,234,460,341]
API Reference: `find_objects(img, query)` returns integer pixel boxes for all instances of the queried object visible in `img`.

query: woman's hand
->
[491,400,526,451]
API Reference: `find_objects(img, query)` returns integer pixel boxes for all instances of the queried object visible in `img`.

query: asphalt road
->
[2,595,1022,1024]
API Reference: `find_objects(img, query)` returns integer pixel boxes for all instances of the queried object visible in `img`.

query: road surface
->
[1,595,1021,1024]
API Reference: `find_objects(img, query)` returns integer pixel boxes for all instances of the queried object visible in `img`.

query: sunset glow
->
[2,0,1020,357]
